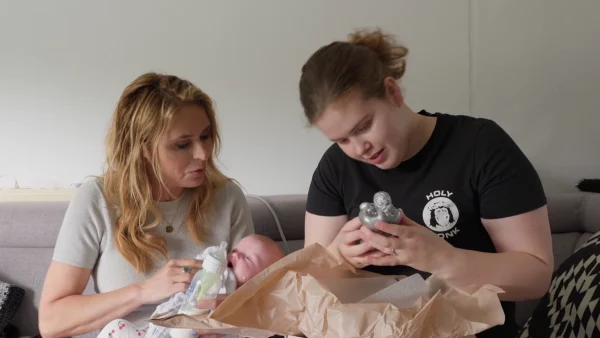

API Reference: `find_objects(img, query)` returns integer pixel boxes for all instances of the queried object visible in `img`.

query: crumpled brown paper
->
[150,243,505,338]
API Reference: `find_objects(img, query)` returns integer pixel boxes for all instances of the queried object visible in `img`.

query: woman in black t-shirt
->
[298,28,554,337]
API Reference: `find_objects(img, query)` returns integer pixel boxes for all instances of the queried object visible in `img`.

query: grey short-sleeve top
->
[52,177,255,326]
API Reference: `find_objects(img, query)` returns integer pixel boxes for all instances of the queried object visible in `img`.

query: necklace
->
[165,198,184,233]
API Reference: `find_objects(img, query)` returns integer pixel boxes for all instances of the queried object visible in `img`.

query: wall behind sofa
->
[0,0,598,195]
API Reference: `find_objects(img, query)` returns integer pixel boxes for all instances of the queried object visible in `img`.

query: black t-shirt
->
[306,111,547,338]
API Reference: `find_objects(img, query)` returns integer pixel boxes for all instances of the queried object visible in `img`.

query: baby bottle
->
[170,241,228,338]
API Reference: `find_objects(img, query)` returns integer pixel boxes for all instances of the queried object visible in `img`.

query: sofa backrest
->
[245,194,307,254]
[1,191,599,336]
[1,201,76,337]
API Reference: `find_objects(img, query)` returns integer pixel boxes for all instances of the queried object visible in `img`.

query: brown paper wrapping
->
[150,243,505,338]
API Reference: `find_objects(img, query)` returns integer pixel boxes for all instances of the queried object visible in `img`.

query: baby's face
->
[227,235,283,287]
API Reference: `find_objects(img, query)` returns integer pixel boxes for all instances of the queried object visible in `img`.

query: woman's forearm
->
[436,249,553,301]
[39,283,143,338]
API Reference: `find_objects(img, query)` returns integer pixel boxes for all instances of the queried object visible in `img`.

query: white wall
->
[0,0,597,195]
[471,0,600,193]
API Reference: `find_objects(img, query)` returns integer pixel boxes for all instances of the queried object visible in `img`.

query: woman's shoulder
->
[424,111,513,149]
[452,115,516,149]
[53,177,111,265]
[208,178,253,232]
[64,177,113,229]
[433,111,507,136]
[213,179,247,206]
[220,178,244,195]
[323,142,347,161]
[313,142,349,175]
[71,176,109,207]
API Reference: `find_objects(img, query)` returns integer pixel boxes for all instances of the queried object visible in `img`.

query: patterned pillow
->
[0,280,24,335]
[519,231,600,338]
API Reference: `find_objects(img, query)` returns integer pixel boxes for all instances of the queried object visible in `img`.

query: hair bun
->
[348,28,408,80]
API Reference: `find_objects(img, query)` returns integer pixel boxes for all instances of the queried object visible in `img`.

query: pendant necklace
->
[165,198,184,233]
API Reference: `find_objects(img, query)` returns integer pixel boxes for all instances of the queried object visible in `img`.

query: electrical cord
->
[246,194,291,255]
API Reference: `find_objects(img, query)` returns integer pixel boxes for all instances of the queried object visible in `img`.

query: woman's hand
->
[136,259,203,304]
[359,214,456,274]
[327,217,386,268]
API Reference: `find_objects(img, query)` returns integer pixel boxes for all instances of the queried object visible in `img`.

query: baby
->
[226,234,285,288]
[144,234,284,338]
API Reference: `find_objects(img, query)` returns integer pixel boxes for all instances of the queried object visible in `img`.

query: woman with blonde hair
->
[38,73,254,337]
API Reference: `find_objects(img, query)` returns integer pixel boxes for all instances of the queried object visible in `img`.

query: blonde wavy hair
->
[101,72,230,274]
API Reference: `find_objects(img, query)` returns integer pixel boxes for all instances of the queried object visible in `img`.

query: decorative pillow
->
[519,231,600,338]
[1,324,19,338]
[0,280,24,337]
[577,178,600,193]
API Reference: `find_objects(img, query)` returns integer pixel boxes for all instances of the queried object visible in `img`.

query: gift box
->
[150,243,505,338]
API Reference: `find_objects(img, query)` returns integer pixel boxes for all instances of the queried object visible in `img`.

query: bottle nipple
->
[203,241,228,274]
[214,241,227,261]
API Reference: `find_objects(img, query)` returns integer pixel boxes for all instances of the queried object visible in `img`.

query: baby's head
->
[227,234,284,287]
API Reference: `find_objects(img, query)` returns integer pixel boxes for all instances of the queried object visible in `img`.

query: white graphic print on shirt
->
[422,190,460,239]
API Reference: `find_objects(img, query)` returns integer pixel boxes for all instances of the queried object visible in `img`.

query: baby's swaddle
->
[145,245,238,338]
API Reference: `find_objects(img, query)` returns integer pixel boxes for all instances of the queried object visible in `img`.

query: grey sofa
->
[1,191,599,337]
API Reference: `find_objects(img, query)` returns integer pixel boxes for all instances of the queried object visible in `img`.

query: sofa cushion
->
[519,230,600,337]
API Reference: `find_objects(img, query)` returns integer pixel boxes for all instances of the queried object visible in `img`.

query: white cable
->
[246,194,291,254]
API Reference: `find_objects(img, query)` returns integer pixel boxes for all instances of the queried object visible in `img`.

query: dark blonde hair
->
[102,72,230,274]
[299,28,409,124]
